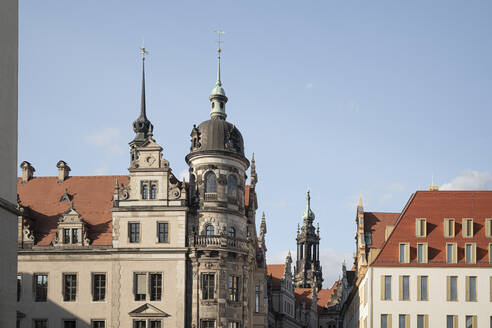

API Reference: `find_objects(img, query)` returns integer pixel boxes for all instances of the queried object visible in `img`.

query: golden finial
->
[140,40,149,61]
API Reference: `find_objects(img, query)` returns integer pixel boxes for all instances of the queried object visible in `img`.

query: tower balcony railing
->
[191,234,250,252]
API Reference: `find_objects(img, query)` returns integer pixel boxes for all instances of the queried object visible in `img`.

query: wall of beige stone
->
[17,251,187,327]
[0,0,18,326]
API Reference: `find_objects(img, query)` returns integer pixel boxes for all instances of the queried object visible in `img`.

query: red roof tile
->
[294,280,339,310]
[267,264,285,290]
[364,212,399,248]
[18,176,129,246]
[372,191,492,267]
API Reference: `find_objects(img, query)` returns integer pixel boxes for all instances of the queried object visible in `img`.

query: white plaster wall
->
[371,266,492,327]
[0,0,18,326]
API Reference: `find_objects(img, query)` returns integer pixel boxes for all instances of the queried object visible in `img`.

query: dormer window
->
[205,172,217,193]
[54,207,90,247]
[72,229,78,244]
[63,229,70,244]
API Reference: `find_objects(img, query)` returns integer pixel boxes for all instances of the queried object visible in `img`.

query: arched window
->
[228,227,236,238]
[205,172,217,193]
[142,184,148,199]
[150,184,157,199]
[205,225,215,236]
[226,175,238,196]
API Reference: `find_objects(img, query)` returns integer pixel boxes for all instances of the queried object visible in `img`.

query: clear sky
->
[19,1,492,286]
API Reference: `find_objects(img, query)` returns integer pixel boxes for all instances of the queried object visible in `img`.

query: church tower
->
[294,190,323,290]
[186,35,260,328]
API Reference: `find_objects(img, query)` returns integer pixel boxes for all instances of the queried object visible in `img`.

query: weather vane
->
[214,29,225,53]
[140,40,149,61]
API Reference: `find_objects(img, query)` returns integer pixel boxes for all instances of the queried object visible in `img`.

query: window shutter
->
[417,276,422,301]
[453,244,457,263]
[424,314,429,328]
[472,316,477,328]
[381,276,385,300]
[399,276,403,301]
[416,220,420,237]
[388,314,392,328]
[453,315,457,328]
[466,276,470,302]
[405,314,410,328]
[472,244,476,264]
[490,276,492,302]
[446,276,450,301]
[405,244,410,263]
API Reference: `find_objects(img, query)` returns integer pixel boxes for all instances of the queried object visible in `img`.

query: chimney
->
[20,161,35,183]
[57,160,71,183]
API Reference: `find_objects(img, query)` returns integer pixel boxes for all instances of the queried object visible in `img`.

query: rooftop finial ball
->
[217,48,222,53]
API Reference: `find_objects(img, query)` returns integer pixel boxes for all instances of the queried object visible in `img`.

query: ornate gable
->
[53,206,90,246]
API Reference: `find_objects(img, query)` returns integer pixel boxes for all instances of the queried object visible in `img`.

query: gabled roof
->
[364,212,399,248]
[18,175,129,246]
[372,191,492,267]
[129,303,169,317]
[294,280,340,310]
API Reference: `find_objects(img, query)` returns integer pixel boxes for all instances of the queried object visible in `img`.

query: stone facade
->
[16,48,267,328]
[0,0,18,326]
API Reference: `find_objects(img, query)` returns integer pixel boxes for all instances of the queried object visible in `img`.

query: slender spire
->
[260,211,267,235]
[210,30,228,119]
[302,188,315,223]
[132,44,153,144]
[250,153,258,187]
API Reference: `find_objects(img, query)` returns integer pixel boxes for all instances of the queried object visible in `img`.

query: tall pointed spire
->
[209,30,228,120]
[302,188,315,223]
[132,44,153,144]
[250,153,258,187]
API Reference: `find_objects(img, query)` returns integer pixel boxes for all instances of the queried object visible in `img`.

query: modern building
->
[342,189,492,328]
[0,0,19,326]
[16,46,268,328]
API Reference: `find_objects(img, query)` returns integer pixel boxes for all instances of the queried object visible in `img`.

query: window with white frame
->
[463,218,474,237]
[416,218,427,237]
[399,243,410,263]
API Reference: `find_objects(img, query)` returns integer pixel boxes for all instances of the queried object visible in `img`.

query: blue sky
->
[19,1,492,285]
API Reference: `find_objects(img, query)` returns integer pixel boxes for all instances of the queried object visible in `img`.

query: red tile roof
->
[18,176,129,246]
[267,264,285,290]
[294,280,340,310]
[364,212,400,248]
[372,191,492,267]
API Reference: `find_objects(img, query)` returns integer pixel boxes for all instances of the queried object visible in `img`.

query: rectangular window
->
[489,244,492,264]
[447,243,457,264]
[63,320,76,328]
[63,274,77,302]
[255,283,260,313]
[399,243,410,263]
[157,222,169,243]
[463,218,474,237]
[34,274,48,302]
[466,276,477,301]
[228,276,240,302]
[228,322,239,328]
[416,218,427,237]
[466,315,477,328]
[448,276,458,301]
[364,231,372,245]
[149,321,161,328]
[381,314,388,328]
[417,314,428,328]
[201,320,215,328]
[400,275,410,300]
[92,273,106,302]
[202,274,215,300]
[418,276,428,301]
[465,243,476,264]
[129,223,140,243]
[399,314,409,328]
[447,315,457,328]
[17,274,21,302]
[444,218,455,237]
[417,243,428,263]
[63,228,70,244]
[134,273,147,301]
[382,275,391,300]
[71,229,78,244]
[486,219,492,238]
[91,321,105,328]
[150,273,162,301]
[133,320,146,328]
[360,232,365,245]
[33,320,48,328]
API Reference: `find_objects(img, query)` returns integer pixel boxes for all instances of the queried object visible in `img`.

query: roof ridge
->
[371,192,417,265]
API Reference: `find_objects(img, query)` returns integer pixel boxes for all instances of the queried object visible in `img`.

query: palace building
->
[342,189,492,328]
[16,45,268,328]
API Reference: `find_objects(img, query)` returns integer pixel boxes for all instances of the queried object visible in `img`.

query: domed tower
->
[186,38,258,328]
[294,190,323,290]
